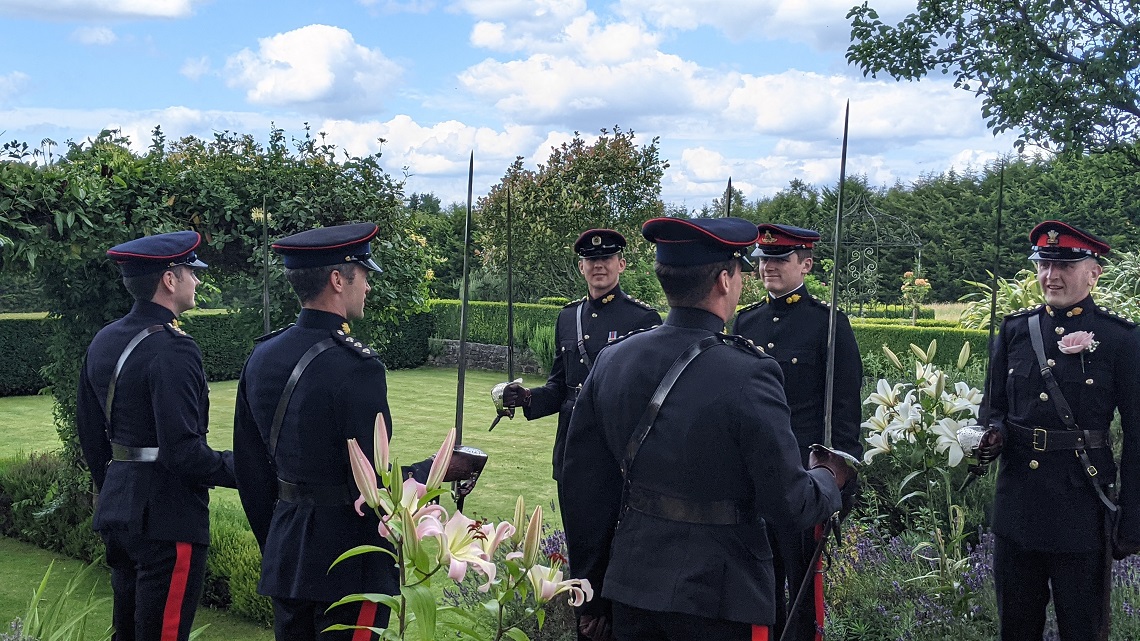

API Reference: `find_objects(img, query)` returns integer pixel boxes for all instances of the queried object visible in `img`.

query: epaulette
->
[333,331,378,359]
[164,321,192,338]
[621,292,657,311]
[564,297,586,308]
[1096,306,1138,328]
[718,333,769,358]
[736,299,766,314]
[1006,304,1044,319]
[255,324,293,343]
[805,295,829,309]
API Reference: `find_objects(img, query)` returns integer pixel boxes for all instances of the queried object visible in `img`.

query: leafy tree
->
[475,127,668,302]
[847,0,1140,154]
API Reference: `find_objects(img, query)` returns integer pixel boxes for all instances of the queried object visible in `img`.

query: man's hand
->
[809,445,858,491]
[579,614,613,641]
[977,428,1004,465]
[502,382,531,408]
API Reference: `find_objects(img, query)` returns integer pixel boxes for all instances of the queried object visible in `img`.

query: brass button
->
[1040,392,1049,401]
[1009,368,1015,374]
[767,343,775,349]
[579,359,585,364]
[1047,359,1056,367]
[791,357,798,364]
[773,317,780,322]
[1029,460,1039,470]
[1086,379,1094,385]
[584,334,590,340]
[591,313,597,318]
[1055,327,1065,335]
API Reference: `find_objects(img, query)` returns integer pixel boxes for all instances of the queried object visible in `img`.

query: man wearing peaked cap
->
[978,220,1140,640]
[733,223,863,641]
[77,231,237,641]
[561,217,853,641]
[233,222,482,641]
[493,228,660,508]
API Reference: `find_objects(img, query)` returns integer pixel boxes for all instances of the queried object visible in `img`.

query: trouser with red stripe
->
[272,597,391,641]
[770,522,822,641]
[102,531,207,641]
[612,602,770,641]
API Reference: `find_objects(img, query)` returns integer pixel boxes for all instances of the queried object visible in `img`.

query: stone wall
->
[427,339,544,375]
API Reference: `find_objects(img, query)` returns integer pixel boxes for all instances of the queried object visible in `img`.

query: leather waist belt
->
[1009,424,1109,452]
[111,443,159,462]
[565,386,581,403]
[625,485,754,525]
[277,480,354,506]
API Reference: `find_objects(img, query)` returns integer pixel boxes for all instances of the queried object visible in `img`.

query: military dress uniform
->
[77,231,236,641]
[234,224,433,641]
[562,217,842,641]
[520,230,660,485]
[983,222,1140,641]
[732,224,863,641]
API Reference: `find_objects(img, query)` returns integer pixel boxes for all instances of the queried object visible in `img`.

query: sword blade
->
[506,187,515,381]
[455,151,475,511]
[822,100,850,449]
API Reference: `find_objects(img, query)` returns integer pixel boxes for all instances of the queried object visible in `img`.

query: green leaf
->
[329,545,396,569]
[403,583,437,641]
[896,490,927,506]
[898,470,923,493]
[504,628,531,641]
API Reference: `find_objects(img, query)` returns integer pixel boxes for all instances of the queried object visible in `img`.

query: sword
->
[725,177,733,217]
[785,101,850,641]
[455,151,474,511]
[959,159,1004,493]
[490,187,516,431]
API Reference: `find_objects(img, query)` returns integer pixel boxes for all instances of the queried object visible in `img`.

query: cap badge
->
[1046,230,1060,245]
[592,235,602,246]
[761,231,776,244]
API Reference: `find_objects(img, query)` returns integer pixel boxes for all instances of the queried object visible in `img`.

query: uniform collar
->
[1044,294,1094,320]
[130,299,177,324]
[767,283,808,308]
[665,306,726,333]
[297,308,351,332]
[588,284,623,309]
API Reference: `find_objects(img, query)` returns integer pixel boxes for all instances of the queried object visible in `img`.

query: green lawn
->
[0,365,561,637]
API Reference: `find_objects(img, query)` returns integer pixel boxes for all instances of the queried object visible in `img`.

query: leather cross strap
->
[1028,314,1117,512]
[575,300,592,372]
[105,325,165,431]
[269,338,337,458]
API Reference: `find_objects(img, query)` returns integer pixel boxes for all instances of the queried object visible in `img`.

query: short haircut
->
[285,262,358,304]
[794,248,813,262]
[655,259,738,308]
[122,271,165,302]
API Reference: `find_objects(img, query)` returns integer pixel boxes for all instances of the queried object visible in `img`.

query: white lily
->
[931,417,967,467]
[864,430,893,463]
[865,378,903,408]
[526,564,593,607]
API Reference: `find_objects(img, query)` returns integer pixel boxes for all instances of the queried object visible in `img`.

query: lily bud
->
[926,339,938,363]
[908,342,928,363]
[883,345,903,371]
[347,438,381,511]
[373,413,390,483]
[523,505,542,567]
[510,496,527,546]
[425,428,457,489]
[957,342,971,370]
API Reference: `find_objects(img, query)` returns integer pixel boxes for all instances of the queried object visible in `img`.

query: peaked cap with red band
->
[641,216,759,271]
[107,230,208,277]
[574,229,626,258]
[272,222,382,272]
[751,223,821,259]
[1028,220,1110,262]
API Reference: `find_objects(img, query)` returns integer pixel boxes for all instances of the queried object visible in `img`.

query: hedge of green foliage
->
[845,303,936,320]
[431,300,562,346]
[852,317,962,328]
[0,315,53,396]
[850,322,989,371]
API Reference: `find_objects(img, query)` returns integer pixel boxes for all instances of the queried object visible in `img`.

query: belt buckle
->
[1032,428,1048,452]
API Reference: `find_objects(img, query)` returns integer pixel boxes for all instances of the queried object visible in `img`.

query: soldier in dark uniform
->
[732,223,862,641]
[978,221,1140,641]
[77,231,237,641]
[561,217,854,641]
[495,229,660,502]
[233,223,477,641]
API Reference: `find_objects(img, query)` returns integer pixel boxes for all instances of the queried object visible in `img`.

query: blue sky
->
[0,0,1020,209]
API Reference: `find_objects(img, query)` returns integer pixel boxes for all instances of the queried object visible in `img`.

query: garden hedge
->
[430,299,562,346]
[0,314,52,396]
[850,322,989,370]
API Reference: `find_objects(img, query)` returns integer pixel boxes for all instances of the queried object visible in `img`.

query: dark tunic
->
[77,299,235,544]
[562,307,841,627]
[732,284,863,460]
[524,285,660,480]
[984,297,1140,552]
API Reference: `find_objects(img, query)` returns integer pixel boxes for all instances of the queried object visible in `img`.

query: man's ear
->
[329,269,346,293]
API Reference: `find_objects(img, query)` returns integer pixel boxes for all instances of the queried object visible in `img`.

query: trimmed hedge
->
[850,322,989,370]
[845,303,936,320]
[431,299,562,346]
[853,317,962,328]
[0,315,52,395]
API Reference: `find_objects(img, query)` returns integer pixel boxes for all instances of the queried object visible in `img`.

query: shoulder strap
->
[269,338,337,458]
[105,325,165,430]
[1028,314,1117,511]
[575,301,592,371]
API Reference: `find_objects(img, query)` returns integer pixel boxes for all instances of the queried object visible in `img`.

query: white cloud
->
[680,147,730,181]
[0,71,29,104]
[180,56,210,81]
[0,0,200,19]
[223,25,402,118]
[70,26,116,45]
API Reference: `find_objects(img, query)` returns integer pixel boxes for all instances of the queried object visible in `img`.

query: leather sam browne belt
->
[1008,424,1109,452]
[626,484,755,525]
[277,479,354,506]
[111,443,159,462]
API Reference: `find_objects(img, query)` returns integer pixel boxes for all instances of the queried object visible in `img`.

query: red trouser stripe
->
[751,625,769,641]
[813,523,825,641]
[160,542,192,641]
[352,601,378,641]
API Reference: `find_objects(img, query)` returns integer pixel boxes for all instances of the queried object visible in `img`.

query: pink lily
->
[526,564,593,606]
[425,428,456,489]
[417,511,497,591]
[347,438,380,516]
